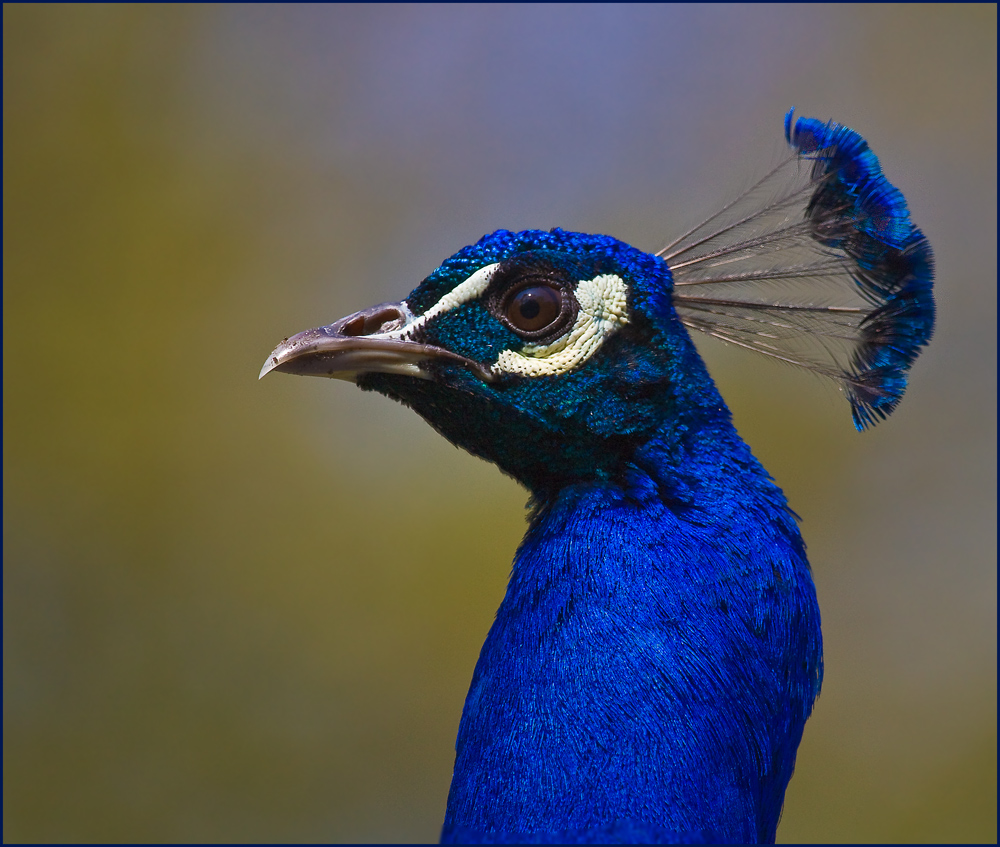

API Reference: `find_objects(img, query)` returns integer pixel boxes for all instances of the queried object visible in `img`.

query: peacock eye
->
[503,284,566,335]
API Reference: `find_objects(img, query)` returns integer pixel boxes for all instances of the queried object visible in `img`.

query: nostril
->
[364,306,405,335]
[342,315,367,336]
[336,303,409,337]
[365,306,403,335]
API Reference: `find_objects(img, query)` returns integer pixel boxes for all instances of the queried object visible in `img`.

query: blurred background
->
[4,5,995,843]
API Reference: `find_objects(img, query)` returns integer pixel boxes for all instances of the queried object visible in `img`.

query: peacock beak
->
[259,300,495,383]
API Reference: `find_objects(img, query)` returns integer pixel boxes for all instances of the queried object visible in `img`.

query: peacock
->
[260,112,934,844]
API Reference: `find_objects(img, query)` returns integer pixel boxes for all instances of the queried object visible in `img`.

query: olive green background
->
[4,5,995,843]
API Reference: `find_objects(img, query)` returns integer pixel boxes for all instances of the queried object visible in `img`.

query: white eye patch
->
[493,273,629,377]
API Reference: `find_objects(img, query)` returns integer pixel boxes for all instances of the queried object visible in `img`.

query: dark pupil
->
[507,285,562,332]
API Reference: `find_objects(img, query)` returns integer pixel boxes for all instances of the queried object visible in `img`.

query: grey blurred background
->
[4,5,995,843]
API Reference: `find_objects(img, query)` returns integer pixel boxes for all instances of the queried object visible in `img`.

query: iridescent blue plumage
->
[259,114,934,843]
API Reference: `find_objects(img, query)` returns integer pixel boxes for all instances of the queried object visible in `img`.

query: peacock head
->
[261,114,938,493]
[260,228,722,492]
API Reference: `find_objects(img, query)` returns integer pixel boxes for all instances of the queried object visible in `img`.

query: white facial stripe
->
[493,274,629,378]
[415,263,500,326]
[359,264,500,342]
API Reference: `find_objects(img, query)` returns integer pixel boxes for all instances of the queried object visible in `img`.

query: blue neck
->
[442,422,822,844]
